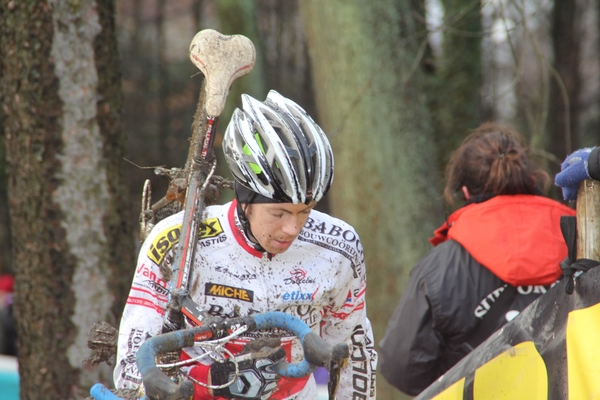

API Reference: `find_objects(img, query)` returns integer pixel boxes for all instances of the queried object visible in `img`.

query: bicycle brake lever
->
[327,358,346,400]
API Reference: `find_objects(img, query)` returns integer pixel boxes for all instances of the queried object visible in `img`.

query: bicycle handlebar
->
[238,311,349,376]
[90,311,349,400]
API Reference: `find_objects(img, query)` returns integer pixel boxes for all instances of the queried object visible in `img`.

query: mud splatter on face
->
[245,202,315,254]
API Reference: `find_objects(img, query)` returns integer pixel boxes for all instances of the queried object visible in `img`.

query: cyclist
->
[114,90,377,399]
[378,122,575,396]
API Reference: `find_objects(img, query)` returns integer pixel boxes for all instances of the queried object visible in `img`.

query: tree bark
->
[255,0,315,115]
[156,0,171,161]
[215,0,266,116]
[433,0,482,170]
[0,0,133,398]
[254,0,327,210]
[0,120,11,274]
[300,1,445,398]
[548,0,581,196]
[211,0,267,203]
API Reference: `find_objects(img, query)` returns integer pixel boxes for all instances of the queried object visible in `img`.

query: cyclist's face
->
[245,202,316,254]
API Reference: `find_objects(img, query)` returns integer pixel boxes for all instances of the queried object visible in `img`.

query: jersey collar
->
[228,200,267,259]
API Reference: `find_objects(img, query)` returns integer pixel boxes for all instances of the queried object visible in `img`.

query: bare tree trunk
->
[433,0,482,170]
[0,0,13,277]
[548,0,581,197]
[0,0,133,398]
[255,0,314,113]
[156,0,171,159]
[0,124,11,274]
[193,0,204,32]
[211,0,266,203]
[94,0,136,337]
[215,0,266,116]
[300,1,445,398]
[254,0,326,210]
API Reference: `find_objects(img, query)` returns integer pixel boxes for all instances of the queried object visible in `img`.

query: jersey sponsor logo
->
[281,304,321,328]
[199,218,224,238]
[215,265,258,281]
[298,218,365,278]
[145,279,170,297]
[126,296,166,315]
[342,289,354,307]
[146,218,225,265]
[121,328,148,384]
[350,324,376,399]
[346,290,353,303]
[205,282,254,302]
[303,217,357,239]
[206,304,256,319]
[136,263,168,289]
[302,217,364,256]
[282,286,319,302]
[198,235,227,248]
[206,304,237,318]
[284,268,316,285]
[345,284,367,307]
[147,226,180,265]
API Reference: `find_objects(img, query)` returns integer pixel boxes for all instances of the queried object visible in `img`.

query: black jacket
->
[378,195,574,396]
[378,240,549,396]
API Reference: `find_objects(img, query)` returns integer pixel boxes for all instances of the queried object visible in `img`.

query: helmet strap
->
[234,182,268,253]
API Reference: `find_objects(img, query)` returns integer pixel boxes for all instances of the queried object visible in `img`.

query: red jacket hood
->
[429,195,576,286]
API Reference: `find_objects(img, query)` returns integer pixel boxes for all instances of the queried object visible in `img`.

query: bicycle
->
[90,311,349,400]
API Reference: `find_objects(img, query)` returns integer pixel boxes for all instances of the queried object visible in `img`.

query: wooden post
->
[576,179,600,260]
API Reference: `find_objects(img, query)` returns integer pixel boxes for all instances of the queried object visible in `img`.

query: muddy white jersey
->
[114,200,377,399]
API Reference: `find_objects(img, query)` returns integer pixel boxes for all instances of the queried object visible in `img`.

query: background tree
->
[0,1,133,399]
[299,1,446,397]
[547,0,581,198]
[0,96,10,275]
[431,0,483,172]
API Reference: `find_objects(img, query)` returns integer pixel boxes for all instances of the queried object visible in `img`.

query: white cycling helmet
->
[223,90,334,204]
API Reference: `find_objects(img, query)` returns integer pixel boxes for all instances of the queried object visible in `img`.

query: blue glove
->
[555,148,594,201]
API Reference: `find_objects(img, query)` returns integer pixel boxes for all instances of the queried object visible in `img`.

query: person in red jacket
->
[378,122,576,396]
